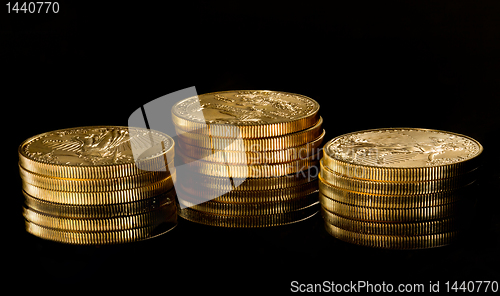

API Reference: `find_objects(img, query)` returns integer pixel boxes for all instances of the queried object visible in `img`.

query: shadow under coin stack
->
[173,90,324,227]
[19,126,177,245]
[319,128,483,249]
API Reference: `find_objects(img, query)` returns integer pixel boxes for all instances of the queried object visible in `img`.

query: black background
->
[4,1,499,293]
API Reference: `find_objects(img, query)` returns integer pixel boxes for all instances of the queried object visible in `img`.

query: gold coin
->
[320,207,459,235]
[24,214,177,245]
[322,128,482,182]
[176,118,323,152]
[177,169,319,191]
[22,173,176,205]
[178,151,321,178]
[178,190,319,215]
[23,203,175,232]
[324,223,458,249]
[19,163,174,192]
[318,173,468,208]
[178,179,318,203]
[171,90,320,138]
[319,193,460,222]
[177,202,319,228]
[178,130,324,165]
[18,126,175,179]
[320,161,475,195]
[23,188,176,218]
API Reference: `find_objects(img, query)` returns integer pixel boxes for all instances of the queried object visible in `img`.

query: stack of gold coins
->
[19,126,177,244]
[172,90,324,227]
[319,128,483,249]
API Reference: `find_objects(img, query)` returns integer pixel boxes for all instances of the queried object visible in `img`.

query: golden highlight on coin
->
[177,202,319,228]
[18,126,178,244]
[324,223,459,249]
[178,130,325,165]
[171,90,320,138]
[319,127,482,249]
[322,128,482,182]
[172,90,323,227]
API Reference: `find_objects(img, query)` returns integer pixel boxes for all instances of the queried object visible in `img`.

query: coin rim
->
[22,188,176,218]
[24,213,177,245]
[178,180,319,203]
[178,191,319,216]
[19,162,174,192]
[178,151,321,178]
[178,130,325,165]
[318,173,468,208]
[22,173,176,205]
[171,90,321,138]
[320,160,475,195]
[177,170,319,191]
[324,222,458,249]
[319,193,461,222]
[23,204,175,231]
[18,125,175,178]
[322,127,483,173]
[320,207,460,235]
[177,202,319,228]
[175,118,323,152]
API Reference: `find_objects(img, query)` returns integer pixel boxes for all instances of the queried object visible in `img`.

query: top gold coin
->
[171,90,320,138]
[323,128,483,181]
[18,126,175,178]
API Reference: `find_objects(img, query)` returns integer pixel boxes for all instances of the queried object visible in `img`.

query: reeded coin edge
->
[320,207,460,235]
[23,205,175,231]
[19,163,174,192]
[319,193,460,222]
[24,214,177,245]
[323,154,481,182]
[175,119,323,151]
[178,191,319,216]
[178,170,319,191]
[318,174,466,208]
[324,222,458,249]
[179,151,321,178]
[23,188,176,218]
[22,173,176,205]
[178,180,318,203]
[178,130,325,165]
[177,203,319,228]
[320,161,475,196]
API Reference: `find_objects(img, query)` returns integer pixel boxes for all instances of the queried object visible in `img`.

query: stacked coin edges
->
[19,126,178,244]
[319,130,482,249]
[174,91,323,227]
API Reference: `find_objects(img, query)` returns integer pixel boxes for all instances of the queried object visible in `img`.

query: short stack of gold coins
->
[19,126,177,244]
[172,90,324,227]
[319,128,483,249]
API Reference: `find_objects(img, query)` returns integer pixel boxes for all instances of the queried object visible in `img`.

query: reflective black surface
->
[6,1,500,293]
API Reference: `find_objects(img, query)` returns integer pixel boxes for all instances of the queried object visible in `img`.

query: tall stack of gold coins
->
[319,128,483,249]
[172,90,324,227]
[19,126,177,244]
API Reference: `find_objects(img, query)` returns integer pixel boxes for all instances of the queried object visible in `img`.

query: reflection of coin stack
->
[19,126,177,244]
[319,128,483,249]
[173,90,324,227]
